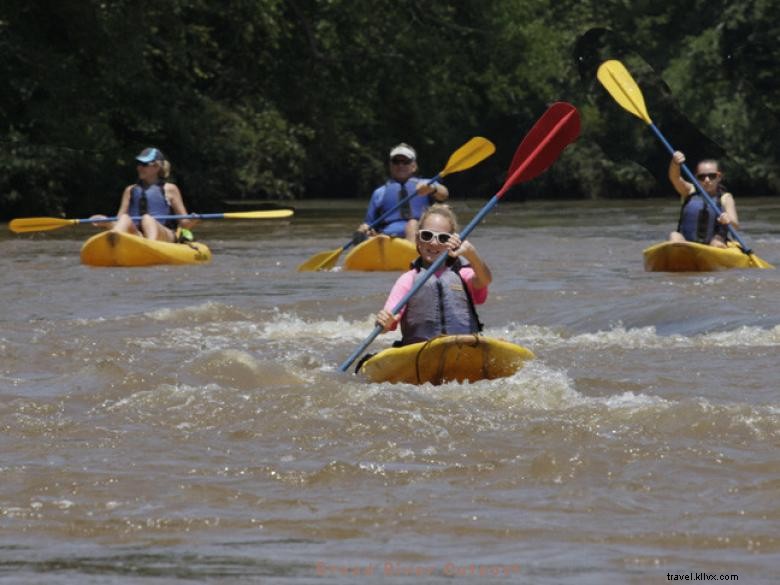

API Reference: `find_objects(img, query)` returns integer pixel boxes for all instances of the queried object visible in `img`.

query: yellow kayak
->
[342,235,417,271]
[643,241,773,272]
[359,334,535,385]
[80,231,212,267]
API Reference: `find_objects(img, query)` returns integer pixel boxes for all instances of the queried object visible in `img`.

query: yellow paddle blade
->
[9,217,79,233]
[726,241,774,269]
[297,247,343,272]
[223,209,294,219]
[439,136,495,177]
[748,254,774,269]
[597,60,653,125]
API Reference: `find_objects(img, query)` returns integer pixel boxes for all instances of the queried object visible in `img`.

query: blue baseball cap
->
[135,147,165,164]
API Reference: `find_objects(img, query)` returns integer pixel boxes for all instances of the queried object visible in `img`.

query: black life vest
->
[399,257,484,346]
[677,188,728,243]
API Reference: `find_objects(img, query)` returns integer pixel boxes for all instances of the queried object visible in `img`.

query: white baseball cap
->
[389,143,416,161]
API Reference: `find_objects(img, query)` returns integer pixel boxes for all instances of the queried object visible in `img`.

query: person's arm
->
[719,192,739,229]
[166,184,198,228]
[91,186,131,227]
[376,271,414,332]
[116,185,132,215]
[447,234,492,290]
[416,181,449,203]
[359,188,383,233]
[669,151,693,198]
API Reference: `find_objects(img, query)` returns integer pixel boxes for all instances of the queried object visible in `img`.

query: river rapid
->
[2,197,780,584]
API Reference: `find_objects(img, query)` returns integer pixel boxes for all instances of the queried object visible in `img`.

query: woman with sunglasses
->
[374,204,492,345]
[91,147,197,242]
[356,143,449,242]
[668,150,738,248]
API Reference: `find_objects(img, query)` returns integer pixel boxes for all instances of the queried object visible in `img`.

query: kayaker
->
[668,151,739,248]
[374,204,491,345]
[91,147,197,242]
[356,143,449,242]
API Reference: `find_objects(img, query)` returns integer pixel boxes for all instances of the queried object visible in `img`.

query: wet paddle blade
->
[748,253,774,269]
[499,102,580,197]
[439,137,496,177]
[597,60,653,124]
[298,247,343,272]
[9,217,79,233]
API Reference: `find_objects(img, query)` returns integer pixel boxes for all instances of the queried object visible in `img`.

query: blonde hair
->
[419,203,459,233]
[157,159,171,180]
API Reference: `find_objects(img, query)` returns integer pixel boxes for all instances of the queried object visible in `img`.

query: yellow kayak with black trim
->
[359,334,535,385]
[643,240,773,272]
[342,234,417,271]
[80,231,212,267]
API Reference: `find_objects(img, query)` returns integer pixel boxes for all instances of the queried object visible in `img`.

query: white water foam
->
[260,309,375,341]
[498,321,780,350]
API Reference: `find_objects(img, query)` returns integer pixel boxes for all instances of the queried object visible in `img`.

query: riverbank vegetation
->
[1,0,777,218]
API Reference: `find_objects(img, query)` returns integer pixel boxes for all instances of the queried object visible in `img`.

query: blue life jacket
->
[677,189,727,243]
[372,178,431,236]
[400,257,484,346]
[128,182,175,229]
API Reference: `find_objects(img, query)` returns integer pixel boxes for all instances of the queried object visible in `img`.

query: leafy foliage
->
[1,0,777,219]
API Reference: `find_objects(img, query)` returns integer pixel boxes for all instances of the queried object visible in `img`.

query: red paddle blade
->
[498,102,580,198]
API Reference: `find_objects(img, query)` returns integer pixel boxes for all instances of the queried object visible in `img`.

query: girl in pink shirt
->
[375,204,492,345]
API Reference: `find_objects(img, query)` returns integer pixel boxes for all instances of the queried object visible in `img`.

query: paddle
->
[297,137,496,272]
[9,209,294,234]
[338,102,581,373]
[596,59,769,266]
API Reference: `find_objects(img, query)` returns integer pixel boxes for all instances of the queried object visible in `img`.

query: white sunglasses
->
[417,229,452,244]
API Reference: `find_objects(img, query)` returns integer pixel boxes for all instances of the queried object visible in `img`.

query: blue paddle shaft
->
[338,325,384,373]
[337,194,501,373]
[648,124,751,253]
[78,213,222,224]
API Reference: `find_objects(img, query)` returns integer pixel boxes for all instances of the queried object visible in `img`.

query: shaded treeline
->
[1,0,777,219]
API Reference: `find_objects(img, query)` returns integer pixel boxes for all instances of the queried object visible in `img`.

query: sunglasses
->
[418,229,452,244]
[391,158,413,165]
[136,160,157,167]
[696,172,720,181]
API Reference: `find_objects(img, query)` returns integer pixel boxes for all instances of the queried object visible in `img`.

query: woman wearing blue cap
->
[92,147,197,241]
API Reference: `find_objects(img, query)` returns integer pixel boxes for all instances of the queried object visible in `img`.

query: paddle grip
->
[649,124,751,254]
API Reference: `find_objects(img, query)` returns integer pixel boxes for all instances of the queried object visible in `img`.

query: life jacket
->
[677,189,728,243]
[373,178,426,235]
[400,257,484,346]
[128,181,176,229]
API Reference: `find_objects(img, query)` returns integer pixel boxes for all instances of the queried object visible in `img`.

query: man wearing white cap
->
[357,142,449,242]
